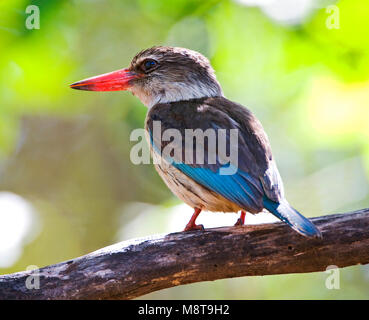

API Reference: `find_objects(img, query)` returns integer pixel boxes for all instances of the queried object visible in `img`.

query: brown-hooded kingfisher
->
[70,46,321,238]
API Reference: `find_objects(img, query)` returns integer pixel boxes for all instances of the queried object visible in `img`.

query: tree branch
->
[1,209,369,299]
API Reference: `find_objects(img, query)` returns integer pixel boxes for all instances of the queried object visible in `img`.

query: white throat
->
[130,81,223,108]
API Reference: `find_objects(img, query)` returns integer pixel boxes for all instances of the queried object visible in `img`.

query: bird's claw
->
[184,224,204,232]
[234,218,244,226]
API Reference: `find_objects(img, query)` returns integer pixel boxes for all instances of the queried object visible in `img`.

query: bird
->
[70,46,321,238]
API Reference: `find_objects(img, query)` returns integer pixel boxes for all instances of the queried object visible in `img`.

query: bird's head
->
[70,46,223,107]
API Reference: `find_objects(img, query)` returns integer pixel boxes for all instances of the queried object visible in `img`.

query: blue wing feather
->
[150,130,263,211]
[174,163,262,210]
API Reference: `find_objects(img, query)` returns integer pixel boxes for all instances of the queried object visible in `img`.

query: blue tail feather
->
[263,197,322,238]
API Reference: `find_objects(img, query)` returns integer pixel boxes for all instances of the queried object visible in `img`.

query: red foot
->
[234,211,246,226]
[184,223,204,231]
[184,208,204,232]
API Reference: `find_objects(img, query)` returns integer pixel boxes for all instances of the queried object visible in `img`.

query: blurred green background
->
[1,0,369,299]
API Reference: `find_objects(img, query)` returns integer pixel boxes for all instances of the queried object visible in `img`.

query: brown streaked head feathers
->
[127,46,223,107]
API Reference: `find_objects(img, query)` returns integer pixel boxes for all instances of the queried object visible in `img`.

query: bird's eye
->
[142,59,158,72]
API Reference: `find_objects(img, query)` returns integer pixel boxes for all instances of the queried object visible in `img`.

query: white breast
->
[147,130,240,212]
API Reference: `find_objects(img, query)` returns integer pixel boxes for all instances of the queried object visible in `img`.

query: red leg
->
[235,211,246,226]
[184,208,204,231]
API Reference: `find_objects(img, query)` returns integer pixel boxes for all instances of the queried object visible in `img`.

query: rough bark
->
[0,209,368,300]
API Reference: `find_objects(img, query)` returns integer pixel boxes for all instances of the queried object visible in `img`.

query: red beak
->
[70,68,140,91]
